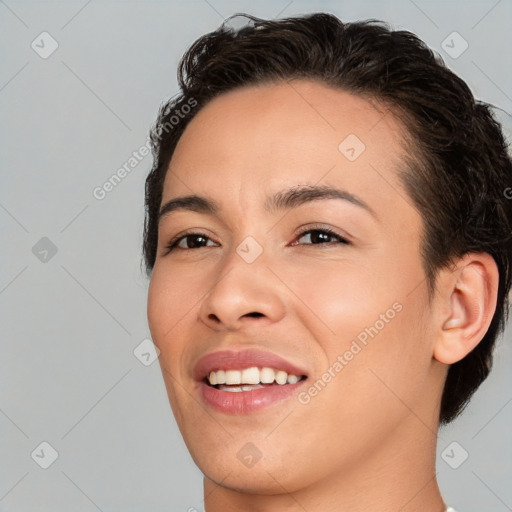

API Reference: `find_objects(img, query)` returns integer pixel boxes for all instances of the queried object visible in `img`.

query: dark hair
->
[143,13,512,424]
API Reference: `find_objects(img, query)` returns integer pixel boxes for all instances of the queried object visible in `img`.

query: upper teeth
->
[208,367,301,386]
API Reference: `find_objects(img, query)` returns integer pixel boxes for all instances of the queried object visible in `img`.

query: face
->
[147,80,444,494]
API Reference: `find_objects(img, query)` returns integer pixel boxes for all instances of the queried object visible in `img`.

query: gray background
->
[1,1,511,511]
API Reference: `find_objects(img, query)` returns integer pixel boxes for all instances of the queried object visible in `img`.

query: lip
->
[193,348,309,415]
[193,348,308,381]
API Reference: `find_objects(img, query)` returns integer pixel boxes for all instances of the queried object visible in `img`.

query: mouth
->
[194,349,309,414]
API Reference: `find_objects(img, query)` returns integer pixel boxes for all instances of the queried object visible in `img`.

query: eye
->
[292,227,349,247]
[163,226,349,255]
[165,232,217,253]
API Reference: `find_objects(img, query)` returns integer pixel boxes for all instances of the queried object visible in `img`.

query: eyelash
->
[164,226,350,254]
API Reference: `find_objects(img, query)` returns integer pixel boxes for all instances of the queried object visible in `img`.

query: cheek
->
[293,303,430,455]
[147,264,206,394]
[282,257,394,340]
[147,263,204,340]
[147,265,203,424]
[285,254,430,393]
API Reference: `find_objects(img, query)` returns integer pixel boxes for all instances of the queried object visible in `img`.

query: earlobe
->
[433,253,499,365]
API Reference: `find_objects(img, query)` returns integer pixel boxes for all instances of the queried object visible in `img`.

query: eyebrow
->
[158,184,377,224]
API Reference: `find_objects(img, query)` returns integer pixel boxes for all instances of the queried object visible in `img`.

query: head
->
[143,12,512,497]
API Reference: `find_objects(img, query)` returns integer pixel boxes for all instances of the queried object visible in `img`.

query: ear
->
[433,253,499,365]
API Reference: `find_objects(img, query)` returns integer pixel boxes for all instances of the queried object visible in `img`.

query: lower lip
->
[199,380,306,414]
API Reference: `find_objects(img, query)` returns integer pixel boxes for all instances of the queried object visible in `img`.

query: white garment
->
[446,507,457,512]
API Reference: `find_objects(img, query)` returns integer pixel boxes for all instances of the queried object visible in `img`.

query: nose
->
[198,251,286,331]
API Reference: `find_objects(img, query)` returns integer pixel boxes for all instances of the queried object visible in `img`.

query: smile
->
[194,349,309,414]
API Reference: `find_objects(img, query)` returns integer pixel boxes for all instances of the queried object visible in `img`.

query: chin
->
[185,427,321,496]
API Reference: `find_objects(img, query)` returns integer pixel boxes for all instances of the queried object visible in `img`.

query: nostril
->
[246,312,263,318]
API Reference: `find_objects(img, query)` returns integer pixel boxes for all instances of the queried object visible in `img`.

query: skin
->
[147,79,498,512]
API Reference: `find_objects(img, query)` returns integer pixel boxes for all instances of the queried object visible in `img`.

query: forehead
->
[162,79,415,223]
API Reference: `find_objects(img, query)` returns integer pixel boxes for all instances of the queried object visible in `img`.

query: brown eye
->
[294,228,349,246]
[165,232,216,252]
